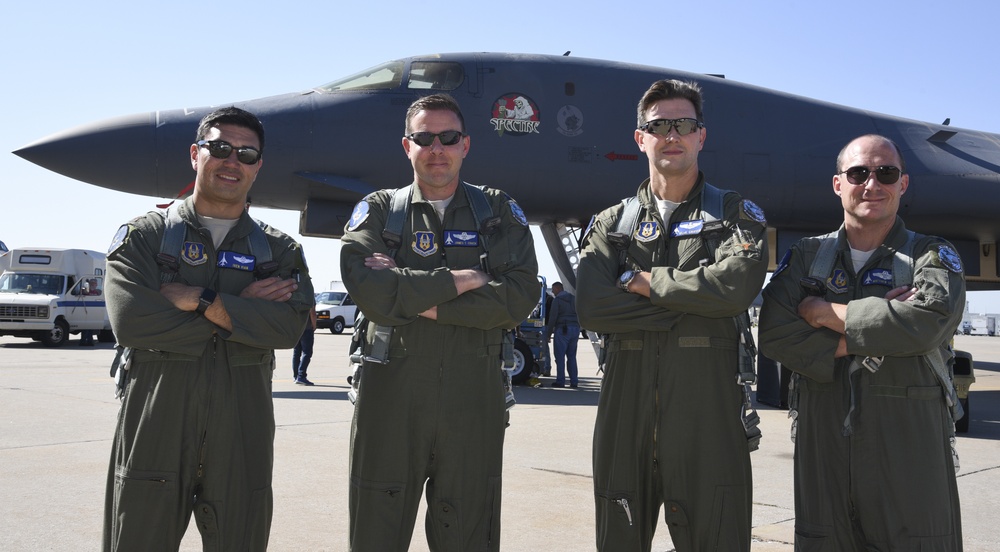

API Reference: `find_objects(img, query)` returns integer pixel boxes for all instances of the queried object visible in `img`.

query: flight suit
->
[102,197,313,552]
[759,219,964,551]
[576,176,768,552]
[340,183,539,552]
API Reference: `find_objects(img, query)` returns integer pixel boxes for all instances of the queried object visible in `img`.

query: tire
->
[955,396,970,434]
[41,319,69,347]
[331,318,346,334]
[98,329,116,343]
[509,338,536,385]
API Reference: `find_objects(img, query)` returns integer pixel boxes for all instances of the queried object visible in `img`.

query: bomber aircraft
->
[14,52,1000,293]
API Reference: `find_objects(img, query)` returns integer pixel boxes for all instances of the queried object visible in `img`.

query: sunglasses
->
[638,118,704,136]
[197,140,262,165]
[839,165,901,185]
[405,131,465,147]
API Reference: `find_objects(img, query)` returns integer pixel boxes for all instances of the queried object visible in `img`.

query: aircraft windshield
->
[0,273,65,295]
[316,61,404,92]
[406,62,464,90]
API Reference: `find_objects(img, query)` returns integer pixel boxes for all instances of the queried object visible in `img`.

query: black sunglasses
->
[405,131,465,147]
[839,165,901,185]
[638,118,704,136]
[197,140,262,165]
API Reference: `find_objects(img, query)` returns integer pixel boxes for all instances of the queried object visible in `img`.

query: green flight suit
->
[340,183,539,552]
[759,218,964,551]
[577,176,768,552]
[102,197,313,552]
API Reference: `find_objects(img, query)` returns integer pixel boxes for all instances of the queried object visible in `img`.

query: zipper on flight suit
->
[196,334,219,479]
[615,498,634,526]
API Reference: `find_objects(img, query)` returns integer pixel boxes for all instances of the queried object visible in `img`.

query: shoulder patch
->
[740,199,766,224]
[347,200,371,232]
[508,199,528,226]
[935,244,963,273]
[773,248,792,277]
[108,224,130,255]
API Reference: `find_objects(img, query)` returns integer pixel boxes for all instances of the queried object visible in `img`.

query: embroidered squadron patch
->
[108,224,129,255]
[862,268,893,286]
[444,230,479,247]
[412,231,438,257]
[181,242,208,266]
[347,201,370,232]
[741,199,766,224]
[217,251,256,272]
[936,245,963,273]
[509,200,528,226]
[827,269,849,294]
[671,220,703,238]
[634,221,661,242]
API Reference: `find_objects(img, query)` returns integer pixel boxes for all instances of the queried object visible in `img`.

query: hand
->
[798,296,831,329]
[885,285,917,302]
[418,306,438,320]
[365,253,397,270]
[240,277,297,302]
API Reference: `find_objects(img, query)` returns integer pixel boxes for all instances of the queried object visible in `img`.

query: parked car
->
[315,290,357,334]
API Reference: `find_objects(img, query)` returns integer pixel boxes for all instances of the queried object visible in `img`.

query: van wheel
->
[509,339,536,385]
[98,330,116,343]
[41,319,69,347]
[331,318,346,334]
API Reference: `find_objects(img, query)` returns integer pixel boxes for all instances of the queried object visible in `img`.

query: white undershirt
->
[655,197,680,224]
[198,215,239,249]
[849,247,876,273]
[427,197,453,223]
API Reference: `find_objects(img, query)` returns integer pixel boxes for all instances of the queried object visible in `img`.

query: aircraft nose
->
[13,112,177,197]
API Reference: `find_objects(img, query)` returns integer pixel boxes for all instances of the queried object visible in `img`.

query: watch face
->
[620,271,633,284]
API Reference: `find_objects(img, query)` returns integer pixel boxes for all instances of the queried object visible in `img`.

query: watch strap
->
[196,288,217,315]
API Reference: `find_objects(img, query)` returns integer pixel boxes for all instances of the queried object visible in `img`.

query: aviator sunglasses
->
[405,130,465,147]
[638,118,704,136]
[839,165,901,185]
[197,140,262,165]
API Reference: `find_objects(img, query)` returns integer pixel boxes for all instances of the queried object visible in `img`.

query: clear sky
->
[4,1,1000,312]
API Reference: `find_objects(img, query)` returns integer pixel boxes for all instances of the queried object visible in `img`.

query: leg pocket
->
[794,521,836,552]
[109,468,181,551]
[594,489,643,551]
[349,477,407,550]
[707,485,750,551]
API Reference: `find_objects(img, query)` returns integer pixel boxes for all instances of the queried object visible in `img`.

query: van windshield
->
[0,273,65,295]
[316,291,347,305]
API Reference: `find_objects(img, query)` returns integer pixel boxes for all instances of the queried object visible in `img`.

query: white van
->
[315,286,357,334]
[0,248,113,346]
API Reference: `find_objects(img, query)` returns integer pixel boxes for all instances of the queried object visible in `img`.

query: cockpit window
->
[406,62,464,91]
[316,61,404,92]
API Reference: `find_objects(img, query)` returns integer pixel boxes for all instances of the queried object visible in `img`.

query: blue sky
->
[4,1,1000,311]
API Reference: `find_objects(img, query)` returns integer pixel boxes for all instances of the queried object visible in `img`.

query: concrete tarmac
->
[1,333,998,551]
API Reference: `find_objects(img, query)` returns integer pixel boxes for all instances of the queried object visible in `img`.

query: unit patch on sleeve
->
[347,201,370,232]
[741,199,767,224]
[936,245,963,273]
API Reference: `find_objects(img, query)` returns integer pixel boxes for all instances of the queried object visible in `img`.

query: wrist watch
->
[618,270,636,292]
[196,288,217,316]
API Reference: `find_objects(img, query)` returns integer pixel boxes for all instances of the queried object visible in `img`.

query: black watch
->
[618,270,636,292]
[196,288,217,316]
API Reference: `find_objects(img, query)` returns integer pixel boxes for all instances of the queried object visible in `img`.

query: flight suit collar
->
[176,196,259,246]
[635,172,707,221]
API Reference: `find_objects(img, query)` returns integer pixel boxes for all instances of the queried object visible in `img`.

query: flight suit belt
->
[606,336,736,353]
[385,344,502,360]
[131,348,272,366]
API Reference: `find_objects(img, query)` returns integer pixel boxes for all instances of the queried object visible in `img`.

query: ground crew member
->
[759,134,965,550]
[339,93,539,551]
[544,281,580,387]
[102,107,313,551]
[576,79,768,551]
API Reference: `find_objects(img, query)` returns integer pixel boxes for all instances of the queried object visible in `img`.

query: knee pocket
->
[351,477,407,531]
